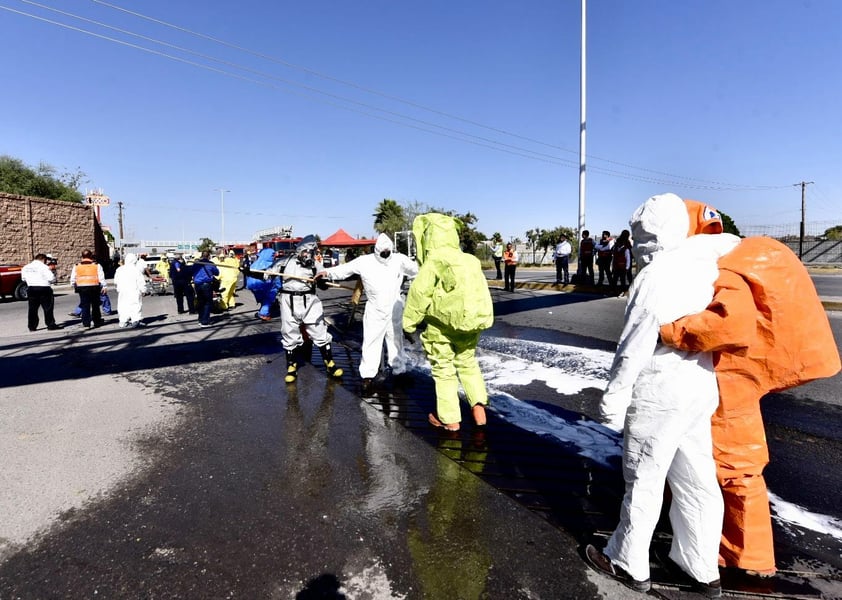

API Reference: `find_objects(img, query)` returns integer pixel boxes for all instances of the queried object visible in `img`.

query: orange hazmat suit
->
[660,200,841,573]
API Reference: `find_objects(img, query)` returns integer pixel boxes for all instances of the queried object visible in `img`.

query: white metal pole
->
[578,0,587,234]
[215,188,230,247]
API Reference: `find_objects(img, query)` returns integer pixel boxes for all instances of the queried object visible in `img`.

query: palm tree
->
[373,199,406,236]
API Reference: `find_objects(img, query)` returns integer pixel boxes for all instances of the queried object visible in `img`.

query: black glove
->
[316,277,330,290]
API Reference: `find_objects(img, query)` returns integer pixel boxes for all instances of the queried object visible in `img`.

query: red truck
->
[0,264,28,300]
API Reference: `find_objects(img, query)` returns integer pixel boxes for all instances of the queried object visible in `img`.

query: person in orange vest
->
[660,199,841,577]
[503,242,518,292]
[70,249,107,329]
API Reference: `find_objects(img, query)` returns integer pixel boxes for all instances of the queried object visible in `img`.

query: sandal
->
[428,413,460,431]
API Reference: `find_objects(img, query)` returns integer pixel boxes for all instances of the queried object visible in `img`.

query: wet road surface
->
[1,284,841,598]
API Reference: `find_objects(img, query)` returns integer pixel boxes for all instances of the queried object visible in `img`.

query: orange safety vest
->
[503,250,516,265]
[75,261,100,286]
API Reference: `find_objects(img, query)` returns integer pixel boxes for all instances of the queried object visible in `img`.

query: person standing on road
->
[169,253,195,314]
[609,229,632,292]
[316,233,418,392]
[503,242,518,292]
[578,230,595,284]
[491,237,504,280]
[658,199,842,577]
[21,253,62,331]
[553,235,572,285]
[191,251,219,327]
[155,255,171,283]
[70,249,106,329]
[276,235,343,383]
[595,230,614,287]
[586,193,740,597]
[114,254,147,328]
[403,213,493,432]
[213,249,240,311]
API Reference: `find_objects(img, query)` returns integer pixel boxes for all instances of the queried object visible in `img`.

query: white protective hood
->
[374,233,394,265]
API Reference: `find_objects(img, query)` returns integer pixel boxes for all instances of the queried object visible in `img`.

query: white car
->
[143,255,162,274]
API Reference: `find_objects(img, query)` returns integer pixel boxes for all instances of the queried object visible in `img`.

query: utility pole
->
[214,188,230,248]
[578,0,587,236]
[117,201,125,257]
[797,181,814,259]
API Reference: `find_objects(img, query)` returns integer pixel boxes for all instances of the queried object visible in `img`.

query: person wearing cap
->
[21,253,62,331]
[316,233,418,392]
[70,249,107,329]
[585,193,740,597]
[659,199,841,577]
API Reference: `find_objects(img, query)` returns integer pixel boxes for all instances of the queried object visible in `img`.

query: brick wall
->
[0,192,110,281]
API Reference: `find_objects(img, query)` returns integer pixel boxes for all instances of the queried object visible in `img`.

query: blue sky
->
[2,0,840,245]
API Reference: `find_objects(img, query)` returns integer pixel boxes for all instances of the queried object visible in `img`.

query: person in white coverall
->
[275,235,343,383]
[585,193,740,598]
[316,233,418,390]
[114,253,147,328]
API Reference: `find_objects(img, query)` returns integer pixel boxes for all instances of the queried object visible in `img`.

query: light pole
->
[214,188,230,248]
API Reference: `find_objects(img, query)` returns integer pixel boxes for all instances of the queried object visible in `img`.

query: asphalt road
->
[1,279,841,599]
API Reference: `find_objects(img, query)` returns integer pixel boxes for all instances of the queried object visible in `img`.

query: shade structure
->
[320,228,377,247]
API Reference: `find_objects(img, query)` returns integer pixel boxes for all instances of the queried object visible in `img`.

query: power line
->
[91,0,792,190]
[3,1,796,191]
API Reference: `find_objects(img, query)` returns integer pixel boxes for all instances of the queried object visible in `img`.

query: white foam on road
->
[413,335,842,544]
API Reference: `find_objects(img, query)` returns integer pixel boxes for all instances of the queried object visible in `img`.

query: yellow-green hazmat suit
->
[402,213,494,426]
[213,253,240,309]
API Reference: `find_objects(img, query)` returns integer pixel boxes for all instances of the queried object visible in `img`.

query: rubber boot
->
[284,348,299,384]
[319,344,343,378]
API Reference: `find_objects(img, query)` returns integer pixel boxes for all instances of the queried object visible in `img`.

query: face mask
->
[379,250,391,259]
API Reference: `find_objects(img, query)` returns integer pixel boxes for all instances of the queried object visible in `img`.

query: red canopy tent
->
[320,228,377,247]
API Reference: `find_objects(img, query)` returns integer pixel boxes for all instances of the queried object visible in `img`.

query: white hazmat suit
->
[599,193,740,585]
[320,233,418,378]
[114,253,147,327]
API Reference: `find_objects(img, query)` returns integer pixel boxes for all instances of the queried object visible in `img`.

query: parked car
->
[0,264,27,300]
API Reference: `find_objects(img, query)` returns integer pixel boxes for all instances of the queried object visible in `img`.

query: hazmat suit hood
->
[411,213,462,266]
[125,253,138,266]
[684,199,724,236]
[374,233,394,264]
[630,193,690,268]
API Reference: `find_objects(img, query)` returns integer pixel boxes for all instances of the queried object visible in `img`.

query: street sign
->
[85,190,111,206]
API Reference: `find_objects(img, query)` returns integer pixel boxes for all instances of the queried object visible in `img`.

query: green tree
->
[0,155,85,202]
[823,225,842,241]
[197,237,216,253]
[720,211,741,237]
[525,228,544,264]
[373,199,406,236]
